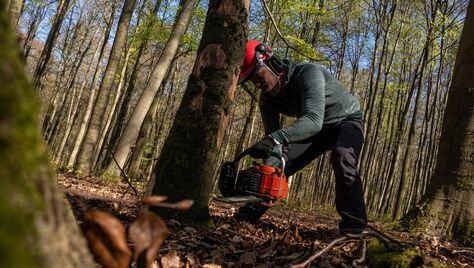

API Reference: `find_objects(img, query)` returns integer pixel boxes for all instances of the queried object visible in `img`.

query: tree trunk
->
[0,3,94,266]
[393,3,437,219]
[151,0,249,224]
[32,0,71,90]
[76,0,137,173]
[7,0,22,27]
[67,1,117,167]
[106,0,196,175]
[404,1,474,246]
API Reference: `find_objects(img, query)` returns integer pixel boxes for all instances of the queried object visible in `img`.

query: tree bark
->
[77,0,137,173]
[106,0,196,176]
[0,2,94,266]
[404,0,474,246]
[67,1,117,167]
[32,0,71,90]
[7,0,22,28]
[151,0,249,224]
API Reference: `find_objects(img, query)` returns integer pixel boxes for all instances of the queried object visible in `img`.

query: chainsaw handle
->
[233,149,286,178]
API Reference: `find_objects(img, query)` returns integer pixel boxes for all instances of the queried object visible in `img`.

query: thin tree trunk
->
[67,4,115,166]
[7,0,22,27]
[106,0,196,175]
[76,0,137,172]
[393,3,437,219]
[33,0,72,90]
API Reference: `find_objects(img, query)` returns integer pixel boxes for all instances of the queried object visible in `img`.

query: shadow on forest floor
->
[58,172,474,267]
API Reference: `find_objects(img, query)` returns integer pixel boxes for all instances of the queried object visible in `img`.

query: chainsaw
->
[216,150,288,206]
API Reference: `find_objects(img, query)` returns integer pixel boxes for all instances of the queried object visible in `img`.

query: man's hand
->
[248,136,278,159]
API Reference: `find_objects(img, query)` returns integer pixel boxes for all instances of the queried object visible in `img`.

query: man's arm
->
[259,95,281,135]
[270,65,325,144]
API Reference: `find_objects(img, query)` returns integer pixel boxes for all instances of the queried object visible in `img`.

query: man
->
[235,40,367,235]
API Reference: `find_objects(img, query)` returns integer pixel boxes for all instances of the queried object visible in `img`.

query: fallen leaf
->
[82,209,132,268]
[129,212,169,267]
[143,195,168,205]
[202,264,221,268]
[162,250,181,268]
[185,253,200,267]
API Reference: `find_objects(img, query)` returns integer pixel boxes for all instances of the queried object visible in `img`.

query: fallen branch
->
[63,188,139,204]
[291,235,349,268]
[291,229,410,268]
[64,189,192,211]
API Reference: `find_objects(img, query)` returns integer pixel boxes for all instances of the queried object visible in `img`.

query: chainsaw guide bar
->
[213,196,264,203]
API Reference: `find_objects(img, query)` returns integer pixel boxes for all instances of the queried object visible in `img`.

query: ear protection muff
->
[254,44,286,76]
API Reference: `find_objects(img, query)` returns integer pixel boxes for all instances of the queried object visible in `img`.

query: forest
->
[1,0,473,267]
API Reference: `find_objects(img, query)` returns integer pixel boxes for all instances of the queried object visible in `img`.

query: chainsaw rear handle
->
[234,149,286,178]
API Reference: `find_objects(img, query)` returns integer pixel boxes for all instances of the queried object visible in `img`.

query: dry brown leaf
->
[202,264,222,268]
[143,195,168,205]
[82,209,132,268]
[155,200,194,210]
[129,212,170,268]
[162,250,181,268]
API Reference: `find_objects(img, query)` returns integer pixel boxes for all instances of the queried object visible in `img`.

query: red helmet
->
[239,40,272,84]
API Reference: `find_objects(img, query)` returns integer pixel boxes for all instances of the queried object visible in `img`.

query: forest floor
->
[58,172,474,268]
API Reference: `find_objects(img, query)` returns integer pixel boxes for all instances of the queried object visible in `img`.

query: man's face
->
[250,64,281,96]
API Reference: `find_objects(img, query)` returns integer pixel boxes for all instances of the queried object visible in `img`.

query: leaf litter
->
[58,172,474,267]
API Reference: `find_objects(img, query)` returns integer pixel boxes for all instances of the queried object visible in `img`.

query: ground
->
[57,172,474,267]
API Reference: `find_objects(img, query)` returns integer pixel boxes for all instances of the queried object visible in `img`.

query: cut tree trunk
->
[151,0,249,224]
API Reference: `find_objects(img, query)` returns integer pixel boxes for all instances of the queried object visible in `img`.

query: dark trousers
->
[237,118,367,230]
[285,118,367,230]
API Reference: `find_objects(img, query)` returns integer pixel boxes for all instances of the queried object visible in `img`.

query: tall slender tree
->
[32,0,71,90]
[76,0,137,172]
[106,0,197,176]
[404,0,474,246]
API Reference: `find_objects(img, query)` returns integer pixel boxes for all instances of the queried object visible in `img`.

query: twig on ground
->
[291,235,349,268]
[291,230,409,268]
[112,154,140,197]
[352,238,367,267]
[63,188,140,204]
[341,211,407,249]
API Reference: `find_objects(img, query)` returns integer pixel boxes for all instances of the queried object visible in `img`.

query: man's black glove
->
[248,136,278,159]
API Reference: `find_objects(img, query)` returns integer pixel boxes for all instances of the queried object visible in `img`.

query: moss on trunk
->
[400,1,474,246]
[152,0,248,224]
[0,1,94,266]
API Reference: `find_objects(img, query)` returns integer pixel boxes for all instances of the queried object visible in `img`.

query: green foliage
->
[284,35,325,62]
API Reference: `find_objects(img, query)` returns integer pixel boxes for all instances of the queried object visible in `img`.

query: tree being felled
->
[0,1,94,266]
[152,0,249,224]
